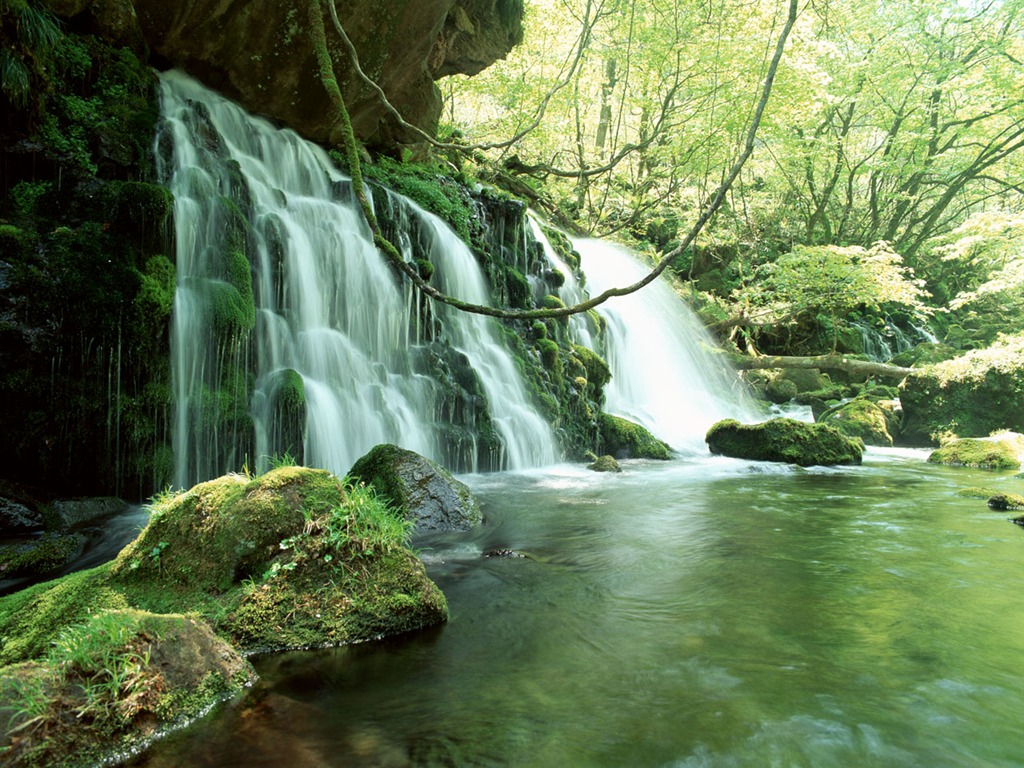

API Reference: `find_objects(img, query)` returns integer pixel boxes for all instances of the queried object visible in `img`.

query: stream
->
[133,449,1023,767]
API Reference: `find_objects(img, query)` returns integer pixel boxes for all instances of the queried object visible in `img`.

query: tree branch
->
[310,0,800,320]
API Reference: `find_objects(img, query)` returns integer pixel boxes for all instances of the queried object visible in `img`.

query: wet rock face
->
[349,444,483,532]
[53,0,524,148]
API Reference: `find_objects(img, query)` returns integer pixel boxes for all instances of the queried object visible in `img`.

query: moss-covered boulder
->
[0,609,254,768]
[899,333,1024,444]
[706,418,863,466]
[348,444,482,532]
[820,398,898,447]
[927,434,1023,470]
[598,414,672,460]
[587,455,622,473]
[987,493,1024,511]
[0,466,447,666]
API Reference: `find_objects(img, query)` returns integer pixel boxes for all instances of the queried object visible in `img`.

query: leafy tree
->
[732,241,931,351]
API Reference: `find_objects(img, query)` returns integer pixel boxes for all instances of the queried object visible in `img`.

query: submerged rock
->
[348,444,482,532]
[927,433,1024,470]
[705,418,863,467]
[598,414,671,460]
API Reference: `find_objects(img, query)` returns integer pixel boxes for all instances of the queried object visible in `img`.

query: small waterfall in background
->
[571,238,757,454]
[158,71,555,488]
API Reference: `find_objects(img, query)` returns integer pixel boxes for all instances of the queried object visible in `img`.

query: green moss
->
[821,398,894,447]
[571,345,611,391]
[536,337,560,371]
[361,156,477,242]
[599,414,672,460]
[928,435,1023,470]
[0,534,79,580]
[706,417,864,466]
[587,454,622,473]
[0,565,129,665]
[0,609,254,768]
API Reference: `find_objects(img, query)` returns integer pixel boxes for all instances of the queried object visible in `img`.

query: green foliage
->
[899,335,1024,443]
[733,242,930,352]
[361,155,477,242]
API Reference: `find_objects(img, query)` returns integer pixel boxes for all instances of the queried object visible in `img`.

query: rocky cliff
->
[45,0,524,148]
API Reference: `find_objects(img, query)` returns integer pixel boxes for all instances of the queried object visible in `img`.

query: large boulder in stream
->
[0,465,448,765]
[598,414,672,460]
[928,433,1023,470]
[706,418,863,466]
[349,444,482,532]
[820,398,900,447]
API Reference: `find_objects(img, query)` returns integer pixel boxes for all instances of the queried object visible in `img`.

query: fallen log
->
[727,353,914,380]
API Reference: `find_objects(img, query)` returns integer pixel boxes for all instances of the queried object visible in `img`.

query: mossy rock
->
[821,399,895,447]
[348,444,482,532]
[987,493,1024,511]
[571,345,611,391]
[765,377,799,404]
[927,434,1023,470]
[0,534,80,580]
[587,455,621,473]
[598,414,671,460]
[0,609,254,768]
[0,466,447,666]
[899,334,1024,444]
[706,418,863,467]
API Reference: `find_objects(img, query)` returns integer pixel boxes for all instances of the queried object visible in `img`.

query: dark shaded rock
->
[587,455,622,473]
[598,414,671,460]
[987,493,1024,511]
[90,0,526,149]
[349,444,482,532]
[706,417,863,467]
[0,498,42,532]
[0,533,81,579]
[928,434,1023,470]
[482,548,526,558]
[51,497,129,528]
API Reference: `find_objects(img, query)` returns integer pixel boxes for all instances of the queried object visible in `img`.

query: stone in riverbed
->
[927,433,1023,470]
[348,444,482,532]
[705,417,863,467]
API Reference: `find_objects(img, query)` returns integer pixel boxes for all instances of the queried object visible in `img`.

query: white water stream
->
[571,238,757,454]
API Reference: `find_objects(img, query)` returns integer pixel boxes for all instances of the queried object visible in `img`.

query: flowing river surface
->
[135,450,1023,767]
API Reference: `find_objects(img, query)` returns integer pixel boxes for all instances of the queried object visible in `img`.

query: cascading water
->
[570,238,757,454]
[158,71,556,488]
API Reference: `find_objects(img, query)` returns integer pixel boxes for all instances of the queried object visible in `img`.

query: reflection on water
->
[135,451,1024,767]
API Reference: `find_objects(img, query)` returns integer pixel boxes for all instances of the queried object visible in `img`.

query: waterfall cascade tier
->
[564,238,757,454]
[158,71,556,488]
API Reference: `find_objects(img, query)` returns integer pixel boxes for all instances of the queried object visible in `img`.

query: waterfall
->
[158,71,555,488]
[571,238,756,454]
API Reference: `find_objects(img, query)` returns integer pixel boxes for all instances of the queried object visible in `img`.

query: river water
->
[134,449,1023,767]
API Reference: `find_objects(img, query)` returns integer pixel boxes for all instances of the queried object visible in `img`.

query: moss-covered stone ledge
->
[706,418,863,466]
[928,433,1024,470]
[0,465,448,765]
